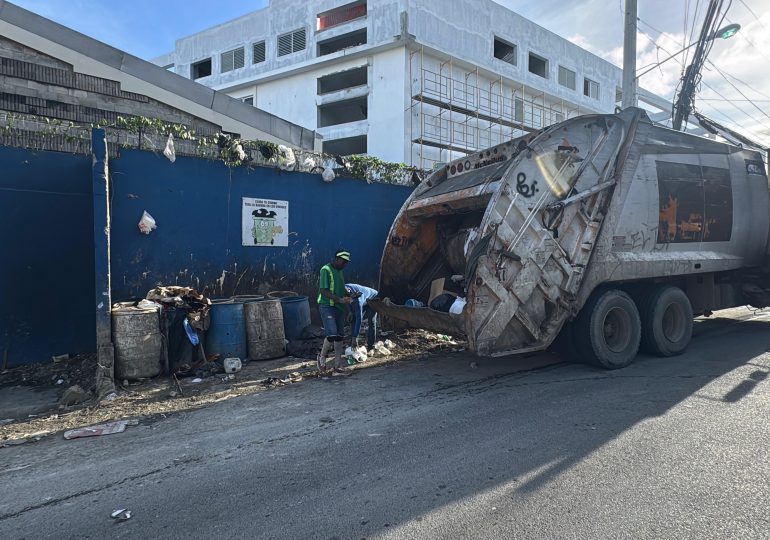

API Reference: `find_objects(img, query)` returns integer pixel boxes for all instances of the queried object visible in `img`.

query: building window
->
[220,47,245,73]
[241,96,254,106]
[558,66,576,90]
[528,53,548,78]
[584,78,600,100]
[318,1,367,31]
[317,66,368,94]
[318,29,367,56]
[615,86,623,104]
[191,58,212,79]
[493,37,516,66]
[323,135,367,156]
[278,28,306,57]
[318,96,368,127]
[253,41,266,64]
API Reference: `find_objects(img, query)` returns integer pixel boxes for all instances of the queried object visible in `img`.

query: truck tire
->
[575,289,641,369]
[639,285,693,357]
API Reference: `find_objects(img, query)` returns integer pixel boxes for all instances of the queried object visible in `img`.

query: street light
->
[635,23,740,80]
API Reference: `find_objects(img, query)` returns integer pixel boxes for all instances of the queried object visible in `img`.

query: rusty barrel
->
[112,302,162,380]
[244,299,286,360]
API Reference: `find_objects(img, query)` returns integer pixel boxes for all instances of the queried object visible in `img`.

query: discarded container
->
[244,299,286,360]
[405,299,425,308]
[112,302,162,380]
[206,300,247,361]
[276,295,311,341]
[223,357,242,373]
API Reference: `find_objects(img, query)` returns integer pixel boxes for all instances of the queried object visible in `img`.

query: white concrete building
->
[154,0,666,168]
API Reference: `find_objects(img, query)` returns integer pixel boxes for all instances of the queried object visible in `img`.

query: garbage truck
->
[371,107,770,368]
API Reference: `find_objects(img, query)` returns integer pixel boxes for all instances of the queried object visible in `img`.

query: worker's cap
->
[335,250,351,262]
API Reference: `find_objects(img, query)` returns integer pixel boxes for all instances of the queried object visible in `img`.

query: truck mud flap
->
[368,298,466,338]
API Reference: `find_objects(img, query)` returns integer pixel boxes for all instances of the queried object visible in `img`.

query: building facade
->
[0,0,318,151]
[155,0,662,168]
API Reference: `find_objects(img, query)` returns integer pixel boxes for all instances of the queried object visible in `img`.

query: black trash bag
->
[430,293,456,313]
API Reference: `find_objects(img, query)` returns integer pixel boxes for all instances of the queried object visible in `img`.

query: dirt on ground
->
[0,330,466,445]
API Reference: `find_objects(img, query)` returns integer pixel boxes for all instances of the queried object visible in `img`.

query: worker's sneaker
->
[333,366,353,376]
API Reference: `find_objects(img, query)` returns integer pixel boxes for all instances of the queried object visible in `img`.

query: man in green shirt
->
[317,249,358,375]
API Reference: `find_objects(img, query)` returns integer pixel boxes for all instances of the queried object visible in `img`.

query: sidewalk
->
[0,330,473,445]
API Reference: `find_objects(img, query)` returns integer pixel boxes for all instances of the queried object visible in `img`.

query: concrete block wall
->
[0,37,221,136]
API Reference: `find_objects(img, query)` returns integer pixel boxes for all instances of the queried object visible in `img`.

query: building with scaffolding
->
[154,0,668,169]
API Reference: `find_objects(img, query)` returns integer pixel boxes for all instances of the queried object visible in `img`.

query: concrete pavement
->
[1,308,769,539]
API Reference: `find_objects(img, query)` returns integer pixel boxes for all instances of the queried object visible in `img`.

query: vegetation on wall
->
[0,112,424,186]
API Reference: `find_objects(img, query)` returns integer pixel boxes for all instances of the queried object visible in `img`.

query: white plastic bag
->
[163,133,176,163]
[277,144,296,171]
[449,297,467,315]
[138,211,157,235]
[322,166,335,182]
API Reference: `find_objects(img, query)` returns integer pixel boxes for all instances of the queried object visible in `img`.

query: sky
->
[9,0,770,144]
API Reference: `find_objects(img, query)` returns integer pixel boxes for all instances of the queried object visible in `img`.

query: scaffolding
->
[408,48,585,170]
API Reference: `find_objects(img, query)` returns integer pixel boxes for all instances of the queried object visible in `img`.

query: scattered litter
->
[63,419,139,440]
[138,210,157,235]
[449,297,467,315]
[104,392,118,402]
[136,299,160,311]
[0,418,14,426]
[168,391,179,398]
[51,354,69,363]
[405,299,425,308]
[56,379,64,385]
[59,384,90,406]
[374,341,392,356]
[384,339,395,349]
[111,509,132,521]
[191,378,203,383]
[321,166,335,182]
[223,358,242,374]
[319,416,335,424]
[163,133,176,163]
[367,433,382,437]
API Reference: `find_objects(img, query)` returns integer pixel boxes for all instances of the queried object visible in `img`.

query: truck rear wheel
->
[639,285,693,357]
[575,289,641,369]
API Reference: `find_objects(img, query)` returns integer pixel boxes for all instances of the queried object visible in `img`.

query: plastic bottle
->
[405,299,425,308]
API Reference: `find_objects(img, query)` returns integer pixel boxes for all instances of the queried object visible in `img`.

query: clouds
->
[499,0,770,145]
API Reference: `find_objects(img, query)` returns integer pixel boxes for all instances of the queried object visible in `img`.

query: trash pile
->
[342,339,396,365]
[404,276,467,314]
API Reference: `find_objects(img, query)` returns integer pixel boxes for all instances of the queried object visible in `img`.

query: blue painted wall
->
[1,144,411,365]
[109,150,411,301]
[0,147,95,367]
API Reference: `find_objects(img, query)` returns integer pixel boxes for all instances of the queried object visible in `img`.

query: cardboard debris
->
[63,419,139,440]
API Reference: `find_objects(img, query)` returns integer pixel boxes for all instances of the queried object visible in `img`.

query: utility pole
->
[621,0,638,109]
[672,0,722,130]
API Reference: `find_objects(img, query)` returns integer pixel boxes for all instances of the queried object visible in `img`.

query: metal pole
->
[622,0,638,109]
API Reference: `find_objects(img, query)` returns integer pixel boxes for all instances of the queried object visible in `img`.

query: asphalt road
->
[2,308,770,539]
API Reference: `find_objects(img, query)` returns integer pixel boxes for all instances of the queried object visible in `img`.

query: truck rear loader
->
[372,108,770,368]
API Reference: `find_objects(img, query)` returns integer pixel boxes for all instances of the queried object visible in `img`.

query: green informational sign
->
[241,197,289,247]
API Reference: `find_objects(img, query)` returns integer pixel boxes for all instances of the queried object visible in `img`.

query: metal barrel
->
[112,303,162,380]
[206,299,247,360]
[277,295,312,342]
[244,299,286,360]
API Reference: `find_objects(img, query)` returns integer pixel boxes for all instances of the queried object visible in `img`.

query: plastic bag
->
[322,166,336,182]
[449,297,467,315]
[277,145,296,171]
[163,133,176,163]
[138,211,157,235]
